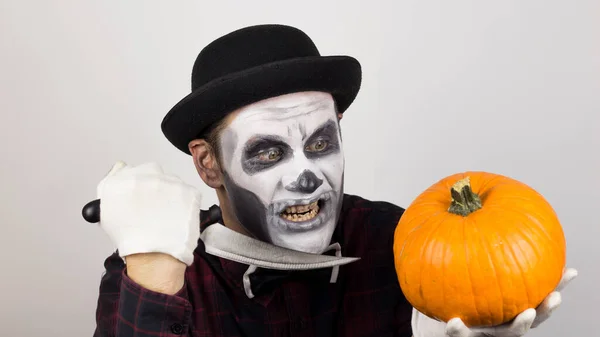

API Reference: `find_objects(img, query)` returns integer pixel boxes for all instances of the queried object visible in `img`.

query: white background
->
[1,1,598,336]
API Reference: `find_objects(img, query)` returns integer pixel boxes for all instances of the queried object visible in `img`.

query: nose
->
[285,170,323,194]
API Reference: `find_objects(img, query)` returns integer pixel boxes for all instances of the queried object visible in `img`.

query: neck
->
[216,189,253,237]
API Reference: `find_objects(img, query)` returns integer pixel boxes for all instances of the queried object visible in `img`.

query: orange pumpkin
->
[393,171,566,327]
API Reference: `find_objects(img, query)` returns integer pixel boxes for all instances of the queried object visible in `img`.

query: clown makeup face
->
[218,91,344,254]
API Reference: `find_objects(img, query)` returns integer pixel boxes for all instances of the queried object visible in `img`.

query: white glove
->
[96,161,202,266]
[412,268,578,337]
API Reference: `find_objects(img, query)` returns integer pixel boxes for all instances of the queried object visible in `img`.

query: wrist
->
[125,253,187,295]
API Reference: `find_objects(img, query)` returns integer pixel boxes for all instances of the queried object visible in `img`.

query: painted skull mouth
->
[279,200,322,222]
[270,192,332,232]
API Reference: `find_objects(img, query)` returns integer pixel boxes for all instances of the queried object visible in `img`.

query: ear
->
[189,139,223,189]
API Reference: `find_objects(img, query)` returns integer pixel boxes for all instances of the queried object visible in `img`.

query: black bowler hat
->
[160,24,362,155]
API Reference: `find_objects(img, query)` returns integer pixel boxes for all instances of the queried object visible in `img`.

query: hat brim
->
[161,55,362,155]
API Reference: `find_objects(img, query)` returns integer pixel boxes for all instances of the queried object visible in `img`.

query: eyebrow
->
[304,120,339,141]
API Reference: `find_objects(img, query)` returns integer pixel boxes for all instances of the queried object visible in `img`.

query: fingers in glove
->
[529,267,576,329]
[97,161,129,197]
[499,308,536,337]
[106,161,128,176]
[446,309,536,337]
[97,162,170,198]
[556,268,578,292]
[531,291,561,328]
[445,318,474,337]
[411,308,448,337]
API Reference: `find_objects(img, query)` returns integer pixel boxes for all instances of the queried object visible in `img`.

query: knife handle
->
[81,199,222,227]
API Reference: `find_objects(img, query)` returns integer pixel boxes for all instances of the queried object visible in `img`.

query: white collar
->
[200,223,359,270]
[200,224,360,298]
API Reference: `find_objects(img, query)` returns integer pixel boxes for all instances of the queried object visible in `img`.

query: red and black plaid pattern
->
[93,194,414,337]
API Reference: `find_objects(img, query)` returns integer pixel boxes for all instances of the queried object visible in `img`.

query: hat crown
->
[191,24,321,90]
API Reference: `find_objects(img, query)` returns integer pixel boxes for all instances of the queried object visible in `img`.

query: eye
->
[306,139,329,152]
[257,147,283,162]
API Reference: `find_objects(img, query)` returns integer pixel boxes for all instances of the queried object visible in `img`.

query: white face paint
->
[218,91,344,254]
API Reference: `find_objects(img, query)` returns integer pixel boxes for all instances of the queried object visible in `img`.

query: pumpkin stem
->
[448,176,483,216]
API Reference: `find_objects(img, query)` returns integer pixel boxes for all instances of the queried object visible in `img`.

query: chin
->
[271,222,337,254]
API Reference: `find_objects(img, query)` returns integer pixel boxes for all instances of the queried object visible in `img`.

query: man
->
[92,24,576,337]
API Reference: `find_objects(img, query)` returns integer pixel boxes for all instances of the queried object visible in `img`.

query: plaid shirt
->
[93,194,414,337]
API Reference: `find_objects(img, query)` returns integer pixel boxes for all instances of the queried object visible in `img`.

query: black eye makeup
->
[240,119,341,174]
[304,120,340,158]
[242,136,290,174]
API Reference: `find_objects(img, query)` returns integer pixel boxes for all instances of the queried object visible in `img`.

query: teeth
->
[283,201,318,214]
[280,204,320,222]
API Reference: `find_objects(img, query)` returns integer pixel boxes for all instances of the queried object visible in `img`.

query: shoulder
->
[339,193,405,239]
[337,193,405,256]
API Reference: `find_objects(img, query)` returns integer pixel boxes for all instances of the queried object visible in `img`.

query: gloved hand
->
[96,161,202,266]
[412,268,578,337]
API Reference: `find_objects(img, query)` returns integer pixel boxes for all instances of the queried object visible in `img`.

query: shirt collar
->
[200,223,359,300]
